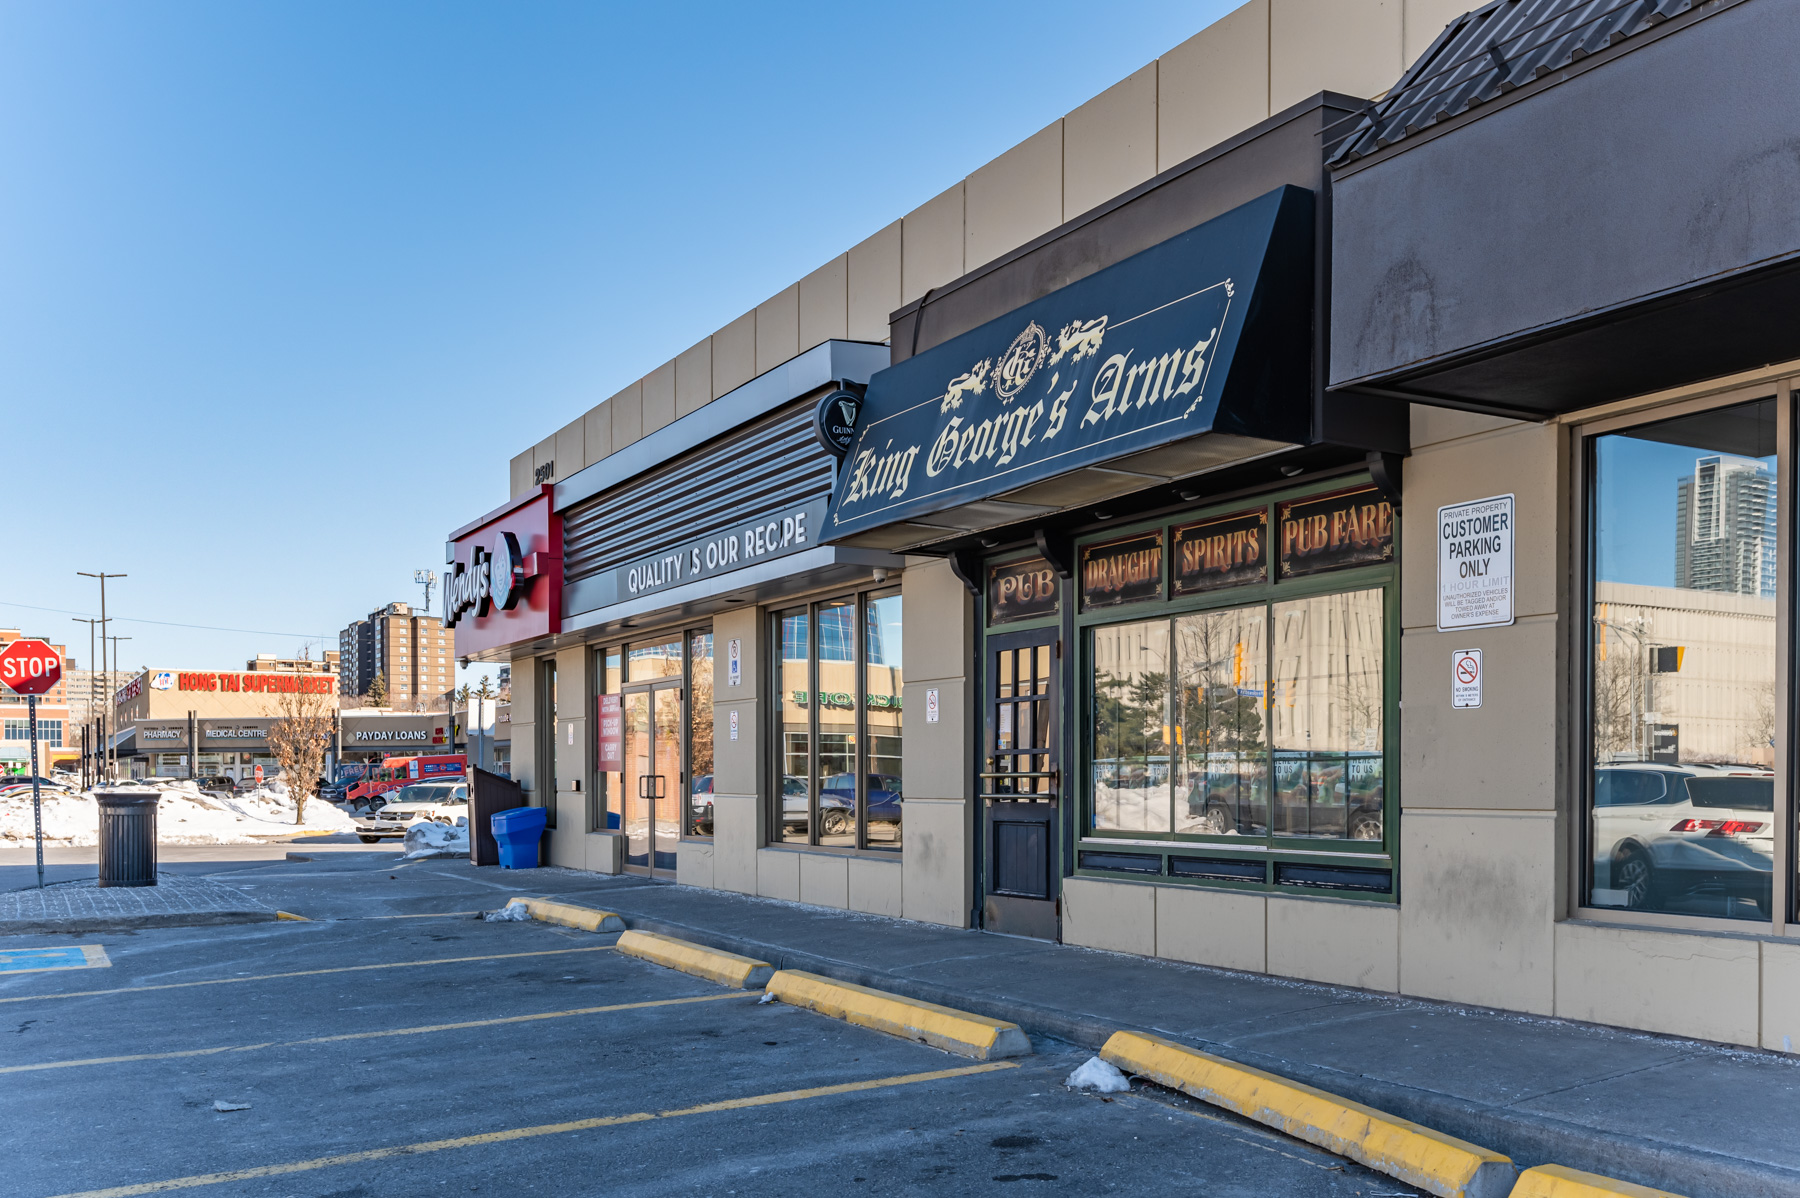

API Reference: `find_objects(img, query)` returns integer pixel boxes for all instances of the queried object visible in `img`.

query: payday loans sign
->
[825,186,1312,540]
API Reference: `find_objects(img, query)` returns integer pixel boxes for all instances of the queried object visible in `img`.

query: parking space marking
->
[41,1061,1019,1198]
[0,945,614,1005]
[1,991,752,1075]
[0,945,110,975]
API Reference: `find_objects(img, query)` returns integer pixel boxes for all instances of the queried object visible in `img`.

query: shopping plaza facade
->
[445,0,1800,1050]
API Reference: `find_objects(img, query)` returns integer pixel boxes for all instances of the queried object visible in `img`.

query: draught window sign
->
[1080,533,1163,609]
[988,557,1060,625]
[1276,485,1395,579]
[1171,509,1266,595]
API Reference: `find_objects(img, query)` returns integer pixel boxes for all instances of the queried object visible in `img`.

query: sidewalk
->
[518,867,1797,1198]
[0,873,274,934]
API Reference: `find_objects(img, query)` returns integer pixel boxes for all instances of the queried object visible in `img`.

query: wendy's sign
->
[825,186,1313,541]
[445,485,563,657]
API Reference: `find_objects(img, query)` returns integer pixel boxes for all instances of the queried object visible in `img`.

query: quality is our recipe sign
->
[1438,494,1515,631]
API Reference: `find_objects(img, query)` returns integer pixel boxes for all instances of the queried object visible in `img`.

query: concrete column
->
[709,606,764,895]
[900,556,975,927]
[549,644,590,869]
[1395,406,1560,1014]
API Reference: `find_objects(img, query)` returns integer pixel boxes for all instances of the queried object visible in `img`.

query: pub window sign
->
[1276,486,1394,579]
[1081,533,1162,609]
[1172,508,1266,595]
[988,557,1060,625]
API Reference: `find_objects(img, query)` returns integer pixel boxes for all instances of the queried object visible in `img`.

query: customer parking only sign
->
[1438,494,1515,631]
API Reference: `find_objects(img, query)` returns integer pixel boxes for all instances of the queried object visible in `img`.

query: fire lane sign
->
[1438,494,1515,631]
[1452,648,1483,709]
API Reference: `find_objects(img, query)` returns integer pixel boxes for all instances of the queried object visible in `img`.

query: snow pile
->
[402,819,469,859]
[482,899,532,922]
[0,780,354,847]
[1064,1057,1131,1093]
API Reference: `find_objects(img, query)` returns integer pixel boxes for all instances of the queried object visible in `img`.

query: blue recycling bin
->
[491,805,548,869]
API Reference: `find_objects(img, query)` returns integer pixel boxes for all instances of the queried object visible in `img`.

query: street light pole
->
[107,634,132,781]
[77,572,125,783]
[70,616,101,789]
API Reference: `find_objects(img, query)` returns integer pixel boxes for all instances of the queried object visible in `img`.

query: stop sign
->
[0,639,63,696]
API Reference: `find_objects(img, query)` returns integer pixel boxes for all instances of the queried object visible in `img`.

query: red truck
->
[346,753,467,805]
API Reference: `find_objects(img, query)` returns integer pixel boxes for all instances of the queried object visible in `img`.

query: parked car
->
[690,774,714,835]
[1184,751,1384,841]
[351,781,468,844]
[819,773,902,836]
[1591,762,1773,915]
[195,775,239,795]
[0,775,75,796]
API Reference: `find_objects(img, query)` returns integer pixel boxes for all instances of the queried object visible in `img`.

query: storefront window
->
[865,593,904,846]
[776,609,811,845]
[1587,398,1776,920]
[1092,619,1171,833]
[1077,484,1396,896]
[688,632,714,835]
[771,589,904,851]
[1270,590,1385,840]
[1174,604,1268,836]
[591,647,621,833]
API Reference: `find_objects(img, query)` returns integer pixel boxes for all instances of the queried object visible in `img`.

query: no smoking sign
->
[1452,648,1483,709]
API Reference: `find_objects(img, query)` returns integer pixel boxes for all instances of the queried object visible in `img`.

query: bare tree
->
[265,680,334,824]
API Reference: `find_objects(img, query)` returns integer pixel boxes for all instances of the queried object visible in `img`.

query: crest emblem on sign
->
[992,321,1050,403]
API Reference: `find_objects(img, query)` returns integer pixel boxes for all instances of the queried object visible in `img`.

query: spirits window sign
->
[1081,533,1163,609]
[1172,509,1267,595]
[988,557,1060,625]
[1277,485,1395,579]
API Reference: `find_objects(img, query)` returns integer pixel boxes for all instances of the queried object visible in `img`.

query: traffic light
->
[1652,646,1685,673]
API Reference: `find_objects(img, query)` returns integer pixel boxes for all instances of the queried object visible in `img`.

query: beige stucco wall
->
[501,0,1473,503]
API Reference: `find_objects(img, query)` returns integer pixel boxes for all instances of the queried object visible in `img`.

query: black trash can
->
[97,790,160,888]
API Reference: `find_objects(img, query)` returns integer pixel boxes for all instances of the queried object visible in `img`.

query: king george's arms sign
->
[824,186,1313,540]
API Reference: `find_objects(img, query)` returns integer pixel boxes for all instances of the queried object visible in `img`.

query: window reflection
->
[1091,619,1171,833]
[688,633,714,836]
[776,610,810,844]
[1269,590,1385,841]
[1174,605,1269,837]
[1589,399,1776,920]
[865,593,904,846]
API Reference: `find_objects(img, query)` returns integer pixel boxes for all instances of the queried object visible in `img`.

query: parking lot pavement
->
[1,855,1421,1196]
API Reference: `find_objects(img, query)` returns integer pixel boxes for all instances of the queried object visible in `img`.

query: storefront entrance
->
[622,680,681,877]
[982,627,1061,940]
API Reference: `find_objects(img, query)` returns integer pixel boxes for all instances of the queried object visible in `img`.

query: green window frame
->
[1073,477,1401,902]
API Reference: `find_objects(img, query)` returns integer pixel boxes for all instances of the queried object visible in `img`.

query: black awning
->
[824,186,1314,548]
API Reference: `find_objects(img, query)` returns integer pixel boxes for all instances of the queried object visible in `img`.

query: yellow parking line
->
[0,946,615,1005]
[43,1061,1019,1198]
[1,991,751,1075]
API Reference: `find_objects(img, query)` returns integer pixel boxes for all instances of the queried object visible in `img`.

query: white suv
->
[1591,762,1773,916]
[351,782,468,844]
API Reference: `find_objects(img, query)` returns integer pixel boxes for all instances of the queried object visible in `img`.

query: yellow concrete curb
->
[1509,1164,1687,1198]
[765,969,1031,1060]
[1099,1030,1514,1198]
[616,930,774,990]
[506,897,624,933]
[275,911,310,921]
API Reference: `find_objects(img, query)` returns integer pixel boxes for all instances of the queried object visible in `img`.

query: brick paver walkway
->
[0,874,269,928]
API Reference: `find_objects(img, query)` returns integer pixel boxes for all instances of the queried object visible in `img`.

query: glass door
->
[622,680,683,878]
[983,627,1060,940]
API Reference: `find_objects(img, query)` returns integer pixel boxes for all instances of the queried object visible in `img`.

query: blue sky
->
[3,0,1234,681]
